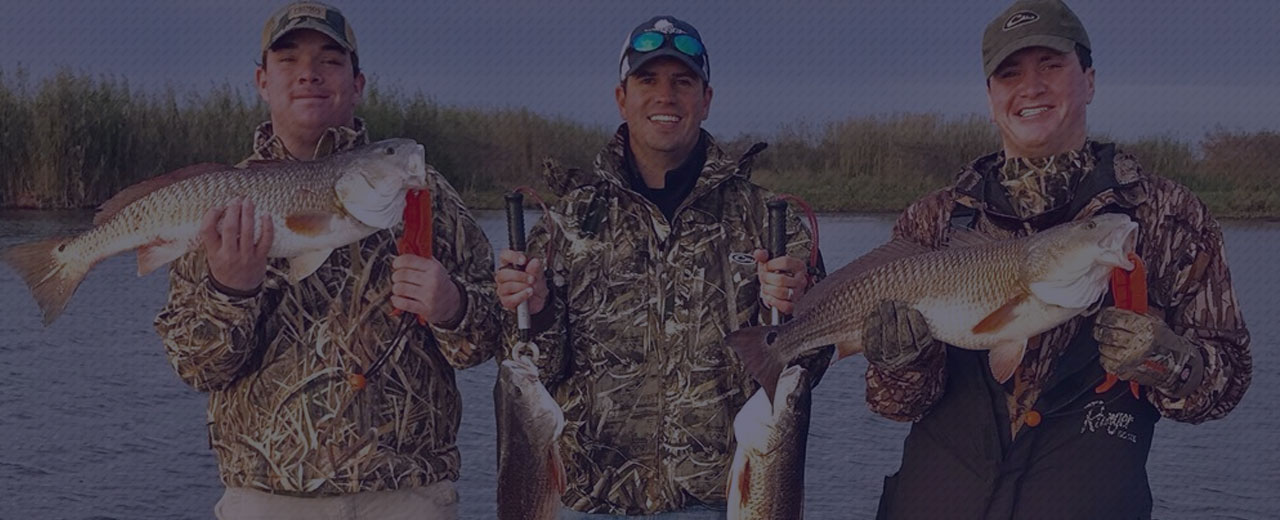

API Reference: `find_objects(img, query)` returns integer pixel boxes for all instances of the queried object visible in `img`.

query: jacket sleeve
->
[424,171,502,370]
[1144,192,1251,423]
[501,206,571,387]
[154,251,281,392]
[864,191,951,421]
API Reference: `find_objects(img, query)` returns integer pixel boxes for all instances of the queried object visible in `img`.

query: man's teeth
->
[1019,107,1048,117]
[650,115,680,122]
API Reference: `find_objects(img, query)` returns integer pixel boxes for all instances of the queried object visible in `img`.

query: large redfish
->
[730,213,1139,398]
[2,139,428,324]
[496,356,566,520]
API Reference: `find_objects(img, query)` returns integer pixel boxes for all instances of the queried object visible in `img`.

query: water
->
[1,210,1276,520]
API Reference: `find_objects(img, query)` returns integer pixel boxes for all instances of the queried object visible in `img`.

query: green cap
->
[982,0,1090,78]
[261,1,357,55]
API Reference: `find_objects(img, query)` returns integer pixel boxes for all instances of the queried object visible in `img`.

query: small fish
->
[729,213,1139,398]
[2,139,428,325]
[496,356,566,520]
[727,365,811,520]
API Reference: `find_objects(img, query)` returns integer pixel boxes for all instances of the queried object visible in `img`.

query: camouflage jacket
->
[509,126,830,515]
[154,119,500,496]
[866,141,1252,433]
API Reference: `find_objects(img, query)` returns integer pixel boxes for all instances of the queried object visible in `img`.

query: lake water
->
[1,210,1276,519]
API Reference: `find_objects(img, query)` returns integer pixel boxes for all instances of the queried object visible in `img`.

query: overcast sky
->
[2,0,1278,140]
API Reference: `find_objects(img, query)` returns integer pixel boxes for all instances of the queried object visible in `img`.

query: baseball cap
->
[618,16,710,83]
[982,0,1090,77]
[261,1,357,56]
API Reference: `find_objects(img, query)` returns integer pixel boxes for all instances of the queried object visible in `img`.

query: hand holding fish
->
[863,300,939,371]
[390,254,463,325]
[1093,307,1205,399]
[495,249,548,315]
[752,249,809,316]
[201,198,274,294]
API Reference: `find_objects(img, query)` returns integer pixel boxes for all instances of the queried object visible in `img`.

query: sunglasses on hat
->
[629,31,705,58]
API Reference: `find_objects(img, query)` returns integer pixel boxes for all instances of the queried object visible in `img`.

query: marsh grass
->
[2,67,1275,218]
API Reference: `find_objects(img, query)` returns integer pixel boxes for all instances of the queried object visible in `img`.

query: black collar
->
[620,125,708,221]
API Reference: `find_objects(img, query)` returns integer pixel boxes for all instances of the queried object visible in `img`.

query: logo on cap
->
[1003,11,1040,31]
[652,19,679,34]
[287,4,327,20]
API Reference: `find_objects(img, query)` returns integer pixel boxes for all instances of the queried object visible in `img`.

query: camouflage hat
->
[261,1,357,55]
[982,0,1090,77]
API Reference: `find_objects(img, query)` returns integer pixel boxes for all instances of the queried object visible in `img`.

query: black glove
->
[863,301,937,371]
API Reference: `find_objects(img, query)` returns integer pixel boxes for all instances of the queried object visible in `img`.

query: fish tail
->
[1,237,89,325]
[727,325,787,403]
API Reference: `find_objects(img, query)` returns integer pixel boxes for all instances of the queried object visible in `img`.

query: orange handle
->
[393,189,433,323]
[1108,252,1147,314]
[1096,252,1146,398]
[397,189,433,258]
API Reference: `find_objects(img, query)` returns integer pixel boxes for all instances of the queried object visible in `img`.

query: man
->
[154,3,500,518]
[495,16,828,518]
[863,1,1253,518]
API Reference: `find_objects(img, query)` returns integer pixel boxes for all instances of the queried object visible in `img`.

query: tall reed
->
[1,67,1274,218]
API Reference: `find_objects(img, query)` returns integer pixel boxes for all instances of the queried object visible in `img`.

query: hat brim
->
[266,19,355,54]
[984,35,1078,78]
[623,48,708,83]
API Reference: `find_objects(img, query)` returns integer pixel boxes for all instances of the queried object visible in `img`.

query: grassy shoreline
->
[3,67,1277,219]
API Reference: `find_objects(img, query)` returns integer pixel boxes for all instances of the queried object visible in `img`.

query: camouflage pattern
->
[260,1,358,55]
[997,147,1094,219]
[154,119,501,496]
[508,125,829,515]
[866,141,1252,434]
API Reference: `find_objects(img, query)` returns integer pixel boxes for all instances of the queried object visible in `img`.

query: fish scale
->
[729,213,1139,400]
[727,365,811,519]
[496,357,566,520]
[2,138,428,325]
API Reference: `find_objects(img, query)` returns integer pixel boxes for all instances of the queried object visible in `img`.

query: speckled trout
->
[2,138,428,325]
[729,213,1139,398]
[728,365,811,520]
[496,356,566,520]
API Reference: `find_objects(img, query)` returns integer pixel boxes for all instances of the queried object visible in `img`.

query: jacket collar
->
[249,117,369,161]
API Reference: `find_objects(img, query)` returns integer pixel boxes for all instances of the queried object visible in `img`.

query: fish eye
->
[1085,221,1097,230]
[385,147,395,155]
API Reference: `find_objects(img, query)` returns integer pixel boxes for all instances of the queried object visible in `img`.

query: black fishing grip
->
[768,199,788,260]
[506,191,531,343]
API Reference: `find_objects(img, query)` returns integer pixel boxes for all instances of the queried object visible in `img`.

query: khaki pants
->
[214,480,459,520]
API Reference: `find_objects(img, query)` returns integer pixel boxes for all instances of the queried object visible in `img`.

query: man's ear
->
[615,82,628,121]
[1084,67,1095,105]
[255,66,270,103]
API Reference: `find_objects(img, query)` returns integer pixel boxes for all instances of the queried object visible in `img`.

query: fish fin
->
[834,340,861,361]
[737,458,751,509]
[136,239,188,276]
[287,249,333,284]
[726,325,787,404]
[972,293,1028,334]
[988,340,1026,384]
[1,237,91,325]
[548,445,567,495]
[946,227,999,248]
[94,163,227,226]
[285,212,336,237]
[798,238,930,314]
